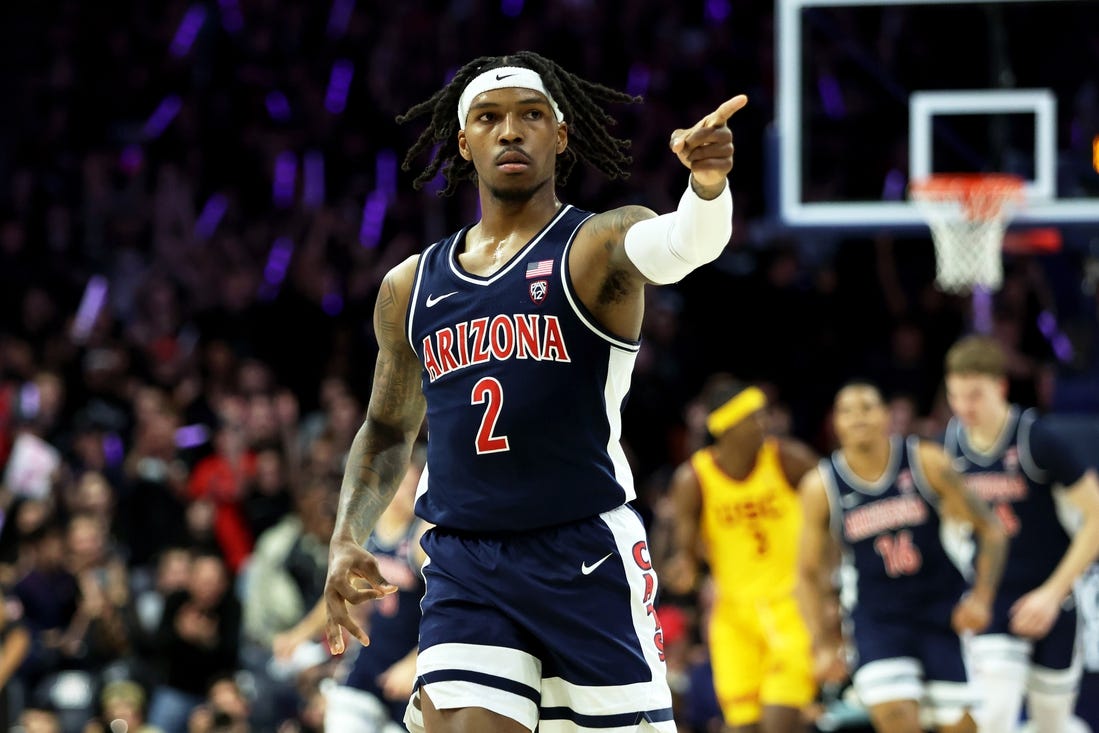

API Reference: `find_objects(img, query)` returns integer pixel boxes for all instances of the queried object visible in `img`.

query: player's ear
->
[556,122,568,155]
[997,377,1009,399]
[457,129,472,161]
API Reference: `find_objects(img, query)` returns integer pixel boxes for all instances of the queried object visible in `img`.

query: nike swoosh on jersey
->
[581,552,614,575]
[426,291,458,308]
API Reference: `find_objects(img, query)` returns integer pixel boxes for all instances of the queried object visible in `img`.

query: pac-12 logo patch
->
[529,280,548,304]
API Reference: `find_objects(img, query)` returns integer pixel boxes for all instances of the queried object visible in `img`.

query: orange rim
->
[910,173,1025,220]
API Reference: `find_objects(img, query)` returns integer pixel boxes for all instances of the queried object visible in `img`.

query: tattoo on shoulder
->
[596,206,655,252]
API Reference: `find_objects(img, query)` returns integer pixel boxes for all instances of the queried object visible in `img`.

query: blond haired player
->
[667,376,818,733]
[944,335,1099,733]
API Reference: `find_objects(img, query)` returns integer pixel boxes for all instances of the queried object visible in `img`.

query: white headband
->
[456,66,564,128]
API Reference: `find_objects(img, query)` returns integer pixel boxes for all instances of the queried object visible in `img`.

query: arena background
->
[0,1,1097,731]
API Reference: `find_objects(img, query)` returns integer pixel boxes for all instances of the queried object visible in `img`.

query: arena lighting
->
[326,0,355,38]
[143,95,182,140]
[627,63,651,97]
[1037,311,1074,363]
[259,237,294,300]
[273,152,297,208]
[1093,135,1099,174]
[71,275,109,343]
[359,190,388,248]
[325,60,354,114]
[706,0,731,22]
[217,0,243,32]
[303,151,326,208]
[170,4,206,57]
[265,90,292,122]
[376,149,398,201]
[195,194,228,239]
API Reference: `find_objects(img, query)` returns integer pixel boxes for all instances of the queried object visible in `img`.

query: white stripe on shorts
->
[853,657,924,707]
[540,675,677,717]
[417,642,542,730]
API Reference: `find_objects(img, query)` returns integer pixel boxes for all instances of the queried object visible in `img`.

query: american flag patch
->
[526,259,554,279]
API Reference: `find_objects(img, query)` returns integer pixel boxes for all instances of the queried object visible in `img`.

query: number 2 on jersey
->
[472,377,510,454]
[874,529,922,577]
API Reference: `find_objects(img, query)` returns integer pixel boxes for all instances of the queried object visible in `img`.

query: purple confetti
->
[265,90,292,122]
[626,63,651,98]
[19,382,40,419]
[501,0,524,17]
[359,190,388,248]
[705,0,731,23]
[273,151,297,208]
[375,149,398,201]
[303,151,326,208]
[143,95,183,139]
[1037,311,1056,335]
[326,0,355,39]
[1052,335,1074,362]
[322,291,344,316]
[174,424,210,449]
[259,237,295,300]
[218,0,244,32]
[972,287,993,335]
[1037,310,1074,362]
[817,73,846,119]
[170,5,207,58]
[103,433,125,466]
[325,60,354,115]
[71,275,109,343]
[882,168,906,201]
[118,144,144,175]
[195,194,228,239]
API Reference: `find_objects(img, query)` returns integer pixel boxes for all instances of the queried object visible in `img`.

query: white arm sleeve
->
[623,178,733,284]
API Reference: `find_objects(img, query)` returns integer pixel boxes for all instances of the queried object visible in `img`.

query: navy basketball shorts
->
[968,589,1082,694]
[406,504,675,733]
[848,603,977,725]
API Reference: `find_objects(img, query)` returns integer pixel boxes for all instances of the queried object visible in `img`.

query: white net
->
[910,175,1024,294]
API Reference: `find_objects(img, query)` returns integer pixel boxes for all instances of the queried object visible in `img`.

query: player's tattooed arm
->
[336,258,426,546]
[572,205,657,301]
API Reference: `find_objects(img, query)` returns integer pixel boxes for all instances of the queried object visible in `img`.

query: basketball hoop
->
[909,174,1025,294]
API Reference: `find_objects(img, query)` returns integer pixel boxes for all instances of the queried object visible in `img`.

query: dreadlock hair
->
[396,51,641,196]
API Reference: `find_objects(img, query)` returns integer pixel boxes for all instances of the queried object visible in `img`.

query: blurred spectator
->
[147,551,240,733]
[185,676,251,733]
[1,587,32,729]
[82,679,163,733]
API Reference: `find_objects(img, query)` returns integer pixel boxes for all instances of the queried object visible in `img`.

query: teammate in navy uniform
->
[322,51,745,733]
[943,335,1099,733]
[799,382,1006,733]
[274,447,428,732]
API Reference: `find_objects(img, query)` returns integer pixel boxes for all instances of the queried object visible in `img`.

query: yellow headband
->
[706,387,766,436]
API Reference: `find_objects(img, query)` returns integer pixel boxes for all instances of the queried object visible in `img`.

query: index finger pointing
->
[703,94,749,127]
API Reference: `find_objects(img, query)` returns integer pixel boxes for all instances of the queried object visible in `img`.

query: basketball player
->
[943,335,1099,733]
[666,376,819,733]
[799,382,1007,733]
[322,51,745,733]
[274,448,428,732]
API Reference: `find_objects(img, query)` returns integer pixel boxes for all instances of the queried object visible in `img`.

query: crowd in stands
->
[2,1,1097,731]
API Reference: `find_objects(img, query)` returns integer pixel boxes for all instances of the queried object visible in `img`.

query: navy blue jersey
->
[821,435,968,619]
[945,406,1085,596]
[406,205,640,532]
